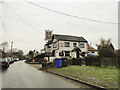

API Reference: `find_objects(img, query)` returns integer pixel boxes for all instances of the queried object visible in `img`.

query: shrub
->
[98,48,116,58]
[42,62,55,68]
[100,58,118,68]
[25,59,33,63]
[71,58,82,65]
[67,58,72,65]
[85,56,100,66]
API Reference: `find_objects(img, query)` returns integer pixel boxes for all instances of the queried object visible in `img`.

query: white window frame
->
[64,42,70,47]
[73,43,77,47]
[80,43,85,48]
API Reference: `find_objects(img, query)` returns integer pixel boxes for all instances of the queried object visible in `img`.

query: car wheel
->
[5,65,8,68]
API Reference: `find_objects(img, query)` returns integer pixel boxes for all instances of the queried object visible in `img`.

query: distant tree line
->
[0,42,25,59]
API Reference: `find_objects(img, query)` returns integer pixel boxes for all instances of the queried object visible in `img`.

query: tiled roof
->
[114,50,119,54]
[88,44,97,51]
[53,34,88,42]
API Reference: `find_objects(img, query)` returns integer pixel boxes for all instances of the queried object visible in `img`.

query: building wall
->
[59,41,88,52]
[45,39,88,58]
[71,52,76,58]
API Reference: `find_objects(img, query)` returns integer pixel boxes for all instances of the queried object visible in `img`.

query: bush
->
[100,58,118,68]
[25,59,33,63]
[98,48,116,58]
[85,56,119,68]
[67,58,72,65]
[71,58,82,65]
[85,56,100,66]
[42,62,55,68]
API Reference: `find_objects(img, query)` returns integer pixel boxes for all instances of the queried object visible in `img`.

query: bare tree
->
[0,42,8,52]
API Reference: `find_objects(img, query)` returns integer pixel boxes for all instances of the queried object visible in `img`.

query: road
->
[2,60,95,88]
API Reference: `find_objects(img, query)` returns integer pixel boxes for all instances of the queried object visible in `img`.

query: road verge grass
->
[47,65,119,88]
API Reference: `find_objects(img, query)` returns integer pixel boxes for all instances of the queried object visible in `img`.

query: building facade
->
[44,34,88,59]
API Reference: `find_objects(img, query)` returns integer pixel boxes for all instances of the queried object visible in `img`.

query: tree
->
[0,42,8,52]
[18,50,23,56]
[0,42,8,58]
[28,50,34,58]
[96,38,116,58]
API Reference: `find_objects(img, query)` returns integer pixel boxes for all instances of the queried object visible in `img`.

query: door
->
[76,51,79,58]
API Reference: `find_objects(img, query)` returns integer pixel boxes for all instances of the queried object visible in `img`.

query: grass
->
[47,65,119,88]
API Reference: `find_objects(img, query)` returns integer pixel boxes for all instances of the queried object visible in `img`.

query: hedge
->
[42,62,55,68]
[85,56,119,68]
[100,58,119,68]
[85,56,100,66]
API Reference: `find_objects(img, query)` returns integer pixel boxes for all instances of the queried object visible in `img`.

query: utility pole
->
[90,43,92,47]
[11,41,13,57]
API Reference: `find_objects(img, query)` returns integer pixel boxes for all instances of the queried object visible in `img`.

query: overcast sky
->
[0,0,119,54]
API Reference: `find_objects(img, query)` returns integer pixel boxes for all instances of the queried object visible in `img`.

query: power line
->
[0,16,12,41]
[24,0,118,25]
[4,2,44,34]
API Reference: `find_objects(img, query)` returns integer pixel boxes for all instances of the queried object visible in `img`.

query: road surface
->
[2,60,96,88]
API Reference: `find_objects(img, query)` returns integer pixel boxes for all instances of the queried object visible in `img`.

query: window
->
[47,45,51,48]
[59,51,64,56]
[53,43,57,48]
[65,51,70,56]
[92,51,94,53]
[80,43,85,48]
[73,43,77,47]
[64,42,70,47]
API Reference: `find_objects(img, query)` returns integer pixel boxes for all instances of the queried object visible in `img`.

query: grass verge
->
[47,65,119,88]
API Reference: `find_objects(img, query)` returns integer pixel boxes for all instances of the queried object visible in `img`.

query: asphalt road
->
[2,60,95,88]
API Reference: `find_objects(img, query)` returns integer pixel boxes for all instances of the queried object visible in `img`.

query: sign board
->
[45,30,52,40]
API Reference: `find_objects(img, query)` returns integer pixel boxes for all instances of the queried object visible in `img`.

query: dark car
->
[0,58,9,68]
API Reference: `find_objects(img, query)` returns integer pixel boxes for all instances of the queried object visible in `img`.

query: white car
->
[14,58,19,61]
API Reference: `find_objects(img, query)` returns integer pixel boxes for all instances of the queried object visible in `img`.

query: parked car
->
[0,58,9,68]
[14,58,19,61]
[11,58,14,63]
[7,58,12,64]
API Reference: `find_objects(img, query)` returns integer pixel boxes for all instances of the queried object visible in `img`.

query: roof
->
[114,49,119,54]
[71,47,81,52]
[53,34,88,42]
[88,44,97,51]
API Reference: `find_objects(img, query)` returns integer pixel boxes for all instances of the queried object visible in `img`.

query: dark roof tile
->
[53,34,87,42]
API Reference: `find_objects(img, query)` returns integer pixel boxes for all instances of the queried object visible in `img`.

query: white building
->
[44,34,88,61]
[40,49,45,54]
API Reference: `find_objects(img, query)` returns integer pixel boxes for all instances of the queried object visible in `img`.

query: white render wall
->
[59,41,88,52]
[45,40,88,58]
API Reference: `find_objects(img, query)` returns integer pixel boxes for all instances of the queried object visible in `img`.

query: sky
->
[0,0,119,54]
